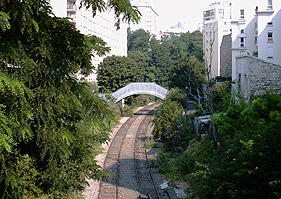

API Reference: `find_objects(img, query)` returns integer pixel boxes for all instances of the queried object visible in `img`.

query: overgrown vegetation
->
[0,0,139,198]
[153,90,281,199]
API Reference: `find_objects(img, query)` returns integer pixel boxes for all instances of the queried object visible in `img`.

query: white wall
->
[49,0,128,83]
[203,1,231,78]
[50,0,67,17]
[257,0,281,65]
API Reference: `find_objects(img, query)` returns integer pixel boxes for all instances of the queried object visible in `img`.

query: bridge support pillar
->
[122,98,125,108]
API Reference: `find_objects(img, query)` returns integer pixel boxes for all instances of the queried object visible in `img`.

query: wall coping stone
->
[236,55,281,68]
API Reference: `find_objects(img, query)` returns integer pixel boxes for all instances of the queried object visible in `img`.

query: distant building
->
[49,0,127,83]
[129,0,159,38]
[160,22,188,38]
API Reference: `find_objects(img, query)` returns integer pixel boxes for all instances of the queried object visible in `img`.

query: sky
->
[148,0,215,32]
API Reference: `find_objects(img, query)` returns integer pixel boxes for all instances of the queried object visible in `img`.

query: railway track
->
[98,103,161,199]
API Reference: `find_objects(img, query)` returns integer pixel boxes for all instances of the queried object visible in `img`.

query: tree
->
[128,50,156,83]
[0,0,139,197]
[127,28,151,51]
[97,55,143,92]
[152,99,184,139]
[169,55,206,112]
[127,29,204,89]
[149,37,173,88]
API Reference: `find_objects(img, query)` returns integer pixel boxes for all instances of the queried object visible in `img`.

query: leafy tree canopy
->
[128,28,151,51]
[190,91,281,199]
[0,0,139,197]
[127,29,203,89]
[169,55,206,98]
[97,55,143,92]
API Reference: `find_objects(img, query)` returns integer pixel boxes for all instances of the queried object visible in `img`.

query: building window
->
[267,47,273,58]
[255,36,258,44]
[267,31,273,42]
[241,29,245,33]
[267,21,273,26]
[268,0,273,9]
[218,9,224,15]
[240,9,245,19]
[240,37,245,48]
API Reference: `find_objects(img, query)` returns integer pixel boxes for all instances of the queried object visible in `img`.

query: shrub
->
[162,115,195,153]
[152,100,184,139]
[166,88,188,109]
[190,91,281,199]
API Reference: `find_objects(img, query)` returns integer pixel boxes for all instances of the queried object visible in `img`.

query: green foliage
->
[166,88,188,109]
[152,92,281,199]
[128,50,156,83]
[128,29,151,52]
[97,55,143,92]
[127,29,203,89]
[0,71,33,154]
[0,0,131,197]
[212,81,232,113]
[0,11,11,31]
[169,55,206,96]
[145,138,156,149]
[162,115,195,153]
[118,95,155,117]
[189,92,281,199]
[163,31,203,62]
[157,153,180,181]
[152,100,184,139]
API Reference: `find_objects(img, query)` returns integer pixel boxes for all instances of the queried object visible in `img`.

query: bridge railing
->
[112,82,169,103]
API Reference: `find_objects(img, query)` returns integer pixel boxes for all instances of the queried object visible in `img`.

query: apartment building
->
[49,0,128,82]
[203,1,232,78]
[129,0,159,37]
[203,0,281,81]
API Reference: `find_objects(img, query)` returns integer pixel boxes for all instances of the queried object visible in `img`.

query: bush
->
[162,115,195,153]
[166,88,188,109]
[189,91,281,199]
[152,100,184,139]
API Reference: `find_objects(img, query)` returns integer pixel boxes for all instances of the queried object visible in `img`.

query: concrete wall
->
[236,55,281,100]
[220,34,232,77]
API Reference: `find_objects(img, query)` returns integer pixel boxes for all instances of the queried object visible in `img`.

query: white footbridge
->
[111,82,169,103]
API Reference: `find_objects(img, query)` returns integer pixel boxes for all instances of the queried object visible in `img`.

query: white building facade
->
[49,0,128,82]
[203,1,232,78]
[203,0,281,81]
[129,0,159,37]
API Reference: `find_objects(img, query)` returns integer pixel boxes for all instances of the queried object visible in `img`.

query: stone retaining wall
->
[236,55,281,100]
